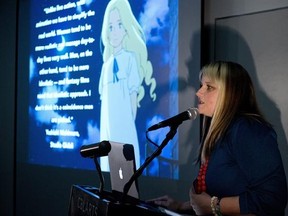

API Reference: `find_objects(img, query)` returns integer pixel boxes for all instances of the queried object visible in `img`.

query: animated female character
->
[98,0,156,171]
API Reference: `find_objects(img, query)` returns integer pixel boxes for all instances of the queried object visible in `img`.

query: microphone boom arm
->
[93,156,105,195]
[122,124,179,200]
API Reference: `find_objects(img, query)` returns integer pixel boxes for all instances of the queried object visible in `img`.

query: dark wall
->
[0,1,17,216]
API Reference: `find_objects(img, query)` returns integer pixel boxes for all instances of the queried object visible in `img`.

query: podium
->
[68,185,174,216]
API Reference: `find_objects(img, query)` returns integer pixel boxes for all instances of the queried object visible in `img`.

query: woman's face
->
[108,8,126,51]
[196,75,219,117]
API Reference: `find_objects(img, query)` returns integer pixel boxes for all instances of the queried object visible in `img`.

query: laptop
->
[108,141,139,199]
[107,141,182,216]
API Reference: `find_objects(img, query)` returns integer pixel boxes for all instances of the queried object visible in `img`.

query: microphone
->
[147,107,198,131]
[80,140,111,158]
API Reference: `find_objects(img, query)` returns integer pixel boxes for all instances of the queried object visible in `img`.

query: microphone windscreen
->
[187,107,198,120]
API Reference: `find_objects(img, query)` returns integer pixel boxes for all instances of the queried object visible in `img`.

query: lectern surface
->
[68,185,182,216]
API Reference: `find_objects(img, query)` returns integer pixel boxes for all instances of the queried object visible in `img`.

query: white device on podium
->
[107,141,183,216]
[108,141,139,199]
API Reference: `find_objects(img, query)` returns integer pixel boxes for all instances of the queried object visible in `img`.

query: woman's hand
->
[189,186,212,215]
[147,195,196,215]
[147,195,182,211]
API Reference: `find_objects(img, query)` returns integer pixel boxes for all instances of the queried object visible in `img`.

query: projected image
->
[29,0,179,179]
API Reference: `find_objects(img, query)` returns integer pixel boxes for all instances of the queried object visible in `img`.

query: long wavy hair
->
[101,0,156,107]
[199,61,269,161]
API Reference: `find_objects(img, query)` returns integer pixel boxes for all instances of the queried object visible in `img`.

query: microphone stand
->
[122,124,179,202]
[93,156,105,195]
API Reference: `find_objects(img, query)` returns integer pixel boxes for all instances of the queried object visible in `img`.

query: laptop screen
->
[108,141,139,199]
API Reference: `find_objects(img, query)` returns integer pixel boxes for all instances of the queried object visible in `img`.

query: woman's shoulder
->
[230,115,276,137]
[225,115,278,154]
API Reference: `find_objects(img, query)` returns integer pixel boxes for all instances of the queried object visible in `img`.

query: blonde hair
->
[101,0,156,106]
[200,61,267,160]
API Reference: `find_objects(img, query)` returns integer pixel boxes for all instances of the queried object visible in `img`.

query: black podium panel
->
[68,185,171,216]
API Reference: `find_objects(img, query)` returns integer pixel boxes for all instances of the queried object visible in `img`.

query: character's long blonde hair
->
[101,0,156,106]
